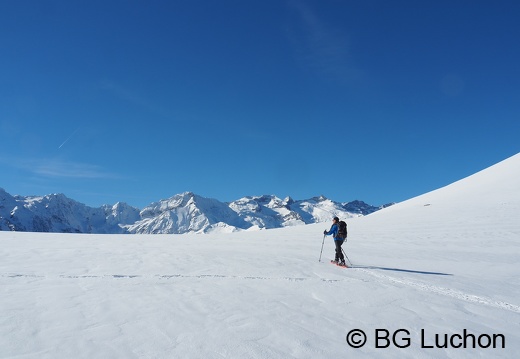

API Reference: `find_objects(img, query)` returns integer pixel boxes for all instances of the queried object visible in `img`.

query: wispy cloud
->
[1,156,120,179]
[33,160,115,179]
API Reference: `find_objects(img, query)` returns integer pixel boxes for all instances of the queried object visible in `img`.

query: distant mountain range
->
[0,188,392,234]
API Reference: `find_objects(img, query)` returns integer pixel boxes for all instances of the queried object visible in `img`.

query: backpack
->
[337,220,347,239]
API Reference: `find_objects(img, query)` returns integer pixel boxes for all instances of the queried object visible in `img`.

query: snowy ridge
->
[0,189,387,234]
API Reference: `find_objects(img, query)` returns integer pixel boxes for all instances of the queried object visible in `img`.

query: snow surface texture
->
[1,153,519,358]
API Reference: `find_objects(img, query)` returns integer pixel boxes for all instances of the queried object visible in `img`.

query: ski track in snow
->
[3,268,520,314]
[354,267,520,314]
[0,272,342,283]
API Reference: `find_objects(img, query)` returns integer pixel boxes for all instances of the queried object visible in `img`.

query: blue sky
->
[1,0,519,209]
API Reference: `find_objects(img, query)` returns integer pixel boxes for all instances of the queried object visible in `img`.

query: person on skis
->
[323,217,346,266]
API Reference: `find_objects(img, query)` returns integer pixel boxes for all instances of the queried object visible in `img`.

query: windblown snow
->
[1,153,519,358]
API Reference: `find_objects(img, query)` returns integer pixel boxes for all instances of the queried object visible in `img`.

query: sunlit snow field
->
[1,154,519,358]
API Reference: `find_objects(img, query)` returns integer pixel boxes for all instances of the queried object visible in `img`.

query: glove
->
[323,230,327,235]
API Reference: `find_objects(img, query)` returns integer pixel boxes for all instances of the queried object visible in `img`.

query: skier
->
[323,217,346,266]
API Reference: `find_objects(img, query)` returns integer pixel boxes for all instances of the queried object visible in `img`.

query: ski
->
[330,260,348,268]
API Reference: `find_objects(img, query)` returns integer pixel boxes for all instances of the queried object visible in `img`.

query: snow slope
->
[0,153,519,358]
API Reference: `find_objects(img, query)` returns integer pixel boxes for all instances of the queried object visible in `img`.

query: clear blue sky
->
[1,1,519,209]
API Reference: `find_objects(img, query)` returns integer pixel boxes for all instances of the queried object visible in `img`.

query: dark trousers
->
[334,239,345,261]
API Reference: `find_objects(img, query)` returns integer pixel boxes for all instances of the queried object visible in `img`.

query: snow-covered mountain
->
[0,188,388,234]
[0,189,140,233]
[227,194,386,229]
[127,192,251,234]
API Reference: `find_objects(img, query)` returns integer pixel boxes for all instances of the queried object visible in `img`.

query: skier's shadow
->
[353,265,453,276]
